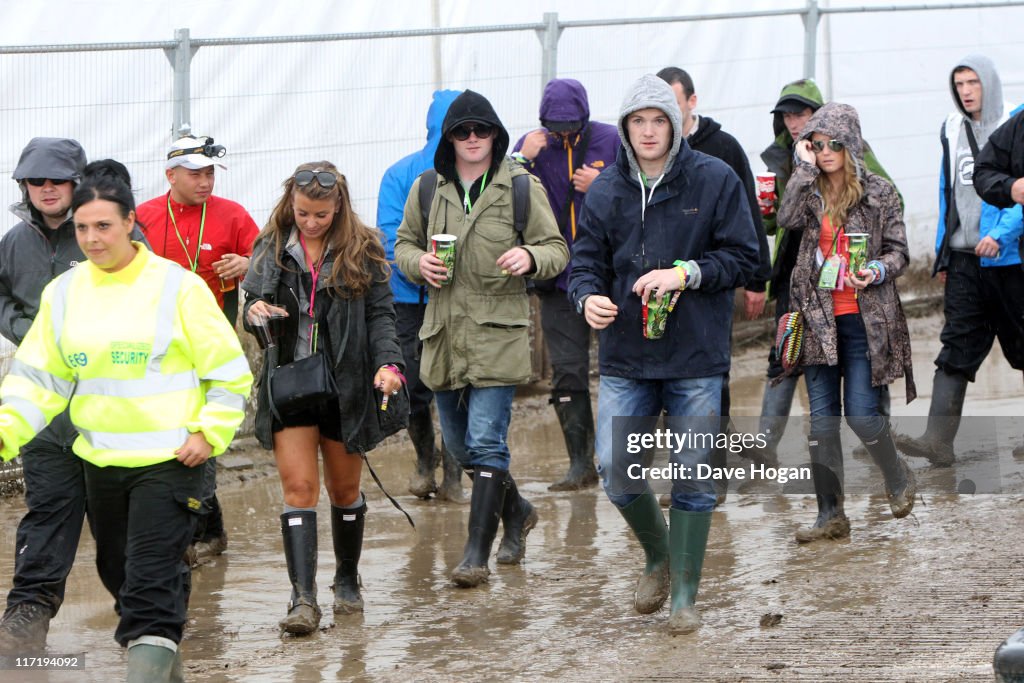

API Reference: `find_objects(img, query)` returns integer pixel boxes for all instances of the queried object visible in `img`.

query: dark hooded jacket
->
[395,90,568,390]
[761,80,900,299]
[976,103,1024,209]
[688,115,771,292]
[777,103,915,402]
[568,75,760,380]
[511,79,620,291]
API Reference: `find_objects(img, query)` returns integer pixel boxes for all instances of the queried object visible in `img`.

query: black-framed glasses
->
[811,139,845,153]
[451,123,494,141]
[294,170,338,188]
[25,178,71,187]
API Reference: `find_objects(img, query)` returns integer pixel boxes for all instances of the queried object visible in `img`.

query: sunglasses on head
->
[25,178,71,187]
[450,123,494,141]
[811,139,845,153]
[293,170,338,188]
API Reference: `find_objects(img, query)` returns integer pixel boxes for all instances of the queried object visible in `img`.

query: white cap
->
[166,136,228,170]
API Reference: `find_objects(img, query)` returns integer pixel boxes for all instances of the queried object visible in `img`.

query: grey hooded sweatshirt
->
[946,54,1004,249]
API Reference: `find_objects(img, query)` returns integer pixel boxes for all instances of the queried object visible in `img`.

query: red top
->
[136,193,259,309]
[818,215,859,316]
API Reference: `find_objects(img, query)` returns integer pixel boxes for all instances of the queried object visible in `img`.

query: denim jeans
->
[804,313,885,440]
[596,374,723,512]
[435,385,516,471]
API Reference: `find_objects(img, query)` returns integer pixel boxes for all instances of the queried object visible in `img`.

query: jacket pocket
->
[468,213,517,278]
[467,294,530,384]
[417,319,449,390]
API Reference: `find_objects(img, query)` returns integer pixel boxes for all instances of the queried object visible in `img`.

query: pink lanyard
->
[299,234,326,352]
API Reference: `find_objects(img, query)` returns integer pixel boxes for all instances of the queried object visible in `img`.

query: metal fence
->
[1,1,1024,477]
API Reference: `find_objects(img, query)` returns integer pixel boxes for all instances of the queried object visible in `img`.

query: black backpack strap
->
[417,168,439,228]
[511,172,531,245]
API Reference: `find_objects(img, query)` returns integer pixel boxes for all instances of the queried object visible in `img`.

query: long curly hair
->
[815,148,863,228]
[256,161,388,298]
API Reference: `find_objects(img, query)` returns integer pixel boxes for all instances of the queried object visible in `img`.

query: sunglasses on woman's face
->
[811,139,845,153]
[450,123,494,141]
[293,170,337,188]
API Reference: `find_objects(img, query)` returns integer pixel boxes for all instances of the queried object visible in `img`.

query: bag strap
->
[361,452,415,528]
[511,172,531,246]
[963,120,981,158]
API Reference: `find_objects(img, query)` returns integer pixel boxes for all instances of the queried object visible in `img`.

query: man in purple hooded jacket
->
[511,78,620,491]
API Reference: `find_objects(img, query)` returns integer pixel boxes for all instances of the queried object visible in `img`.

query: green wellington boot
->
[617,492,670,614]
[667,508,712,635]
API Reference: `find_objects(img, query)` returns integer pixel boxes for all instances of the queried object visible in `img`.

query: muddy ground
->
[2,311,1023,682]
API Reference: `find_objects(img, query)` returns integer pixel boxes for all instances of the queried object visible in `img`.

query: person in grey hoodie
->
[569,75,759,635]
[0,139,144,651]
[897,54,1024,467]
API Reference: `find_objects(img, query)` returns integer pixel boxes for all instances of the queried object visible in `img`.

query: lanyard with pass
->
[300,234,327,353]
[167,194,207,273]
[463,170,489,213]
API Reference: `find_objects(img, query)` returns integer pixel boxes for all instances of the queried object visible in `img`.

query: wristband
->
[381,364,407,385]
[672,260,689,289]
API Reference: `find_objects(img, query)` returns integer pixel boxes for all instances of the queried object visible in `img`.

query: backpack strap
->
[417,168,439,228]
[511,172,531,245]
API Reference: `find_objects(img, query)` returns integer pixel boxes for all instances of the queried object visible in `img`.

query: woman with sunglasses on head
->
[242,162,404,635]
[777,102,917,543]
[0,160,252,682]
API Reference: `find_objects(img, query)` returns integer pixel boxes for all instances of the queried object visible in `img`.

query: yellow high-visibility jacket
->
[0,244,253,467]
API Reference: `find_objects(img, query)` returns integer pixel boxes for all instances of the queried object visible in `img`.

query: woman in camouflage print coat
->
[777,102,917,544]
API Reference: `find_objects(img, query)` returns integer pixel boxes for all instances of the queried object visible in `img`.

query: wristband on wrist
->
[672,260,689,289]
[381,364,406,385]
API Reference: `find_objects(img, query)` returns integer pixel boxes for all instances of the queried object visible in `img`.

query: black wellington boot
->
[437,443,467,504]
[995,627,1024,683]
[862,424,916,519]
[331,500,366,614]
[795,433,850,543]
[895,368,967,467]
[279,511,321,635]
[451,466,507,588]
[549,391,599,491]
[407,410,440,498]
[496,475,538,565]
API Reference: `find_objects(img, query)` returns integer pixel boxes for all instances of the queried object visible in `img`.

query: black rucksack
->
[416,164,531,243]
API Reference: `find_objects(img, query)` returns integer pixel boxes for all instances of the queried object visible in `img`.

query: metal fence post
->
[537,12,561,93]
[163,28,198,138]
[802,0,820,80]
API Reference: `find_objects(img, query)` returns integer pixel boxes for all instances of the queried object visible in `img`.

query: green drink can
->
[642,291,681,340]
[846,232,869,275]
[431,234,457,285]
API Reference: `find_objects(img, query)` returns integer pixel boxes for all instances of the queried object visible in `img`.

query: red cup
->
[756,171,777,216]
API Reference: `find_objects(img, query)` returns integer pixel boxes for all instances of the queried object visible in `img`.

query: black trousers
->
[83,458,203,646]
[6,411,83,617]
[937,251,1024,381]
[538,290,592,393]
[395,302,437,418]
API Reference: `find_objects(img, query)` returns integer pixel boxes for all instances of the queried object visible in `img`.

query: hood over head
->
[616,74,684,178]
[539,78,590,131]
[771,78,824,139]
[434,89,509,181]
[797,102,865,173]
[13,137,87,183]
[950,53,1003,126]
[426,89,461,147]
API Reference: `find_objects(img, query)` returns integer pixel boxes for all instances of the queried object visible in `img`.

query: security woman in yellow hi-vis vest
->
[0,160,253,683]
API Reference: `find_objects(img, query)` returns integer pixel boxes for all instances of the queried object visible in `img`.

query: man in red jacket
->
[136,135,259,562]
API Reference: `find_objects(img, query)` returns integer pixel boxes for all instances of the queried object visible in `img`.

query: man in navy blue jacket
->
[568,74,759,635]
[377,90,465,503]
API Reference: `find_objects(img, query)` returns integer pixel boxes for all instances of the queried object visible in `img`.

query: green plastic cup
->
[846,232,869,275]
[431,234,457,285]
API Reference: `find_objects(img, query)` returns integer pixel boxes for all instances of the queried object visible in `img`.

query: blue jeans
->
[804,314,885,440]
[596,375,723,512]
[435,385,516,471]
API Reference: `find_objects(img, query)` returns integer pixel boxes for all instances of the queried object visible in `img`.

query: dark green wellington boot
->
[617,492,670,614]
[667,508,712,635]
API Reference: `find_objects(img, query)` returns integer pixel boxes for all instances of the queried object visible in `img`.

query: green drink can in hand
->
[642,291,681,340]
[431,234,457,285]
[846,232,869,275]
